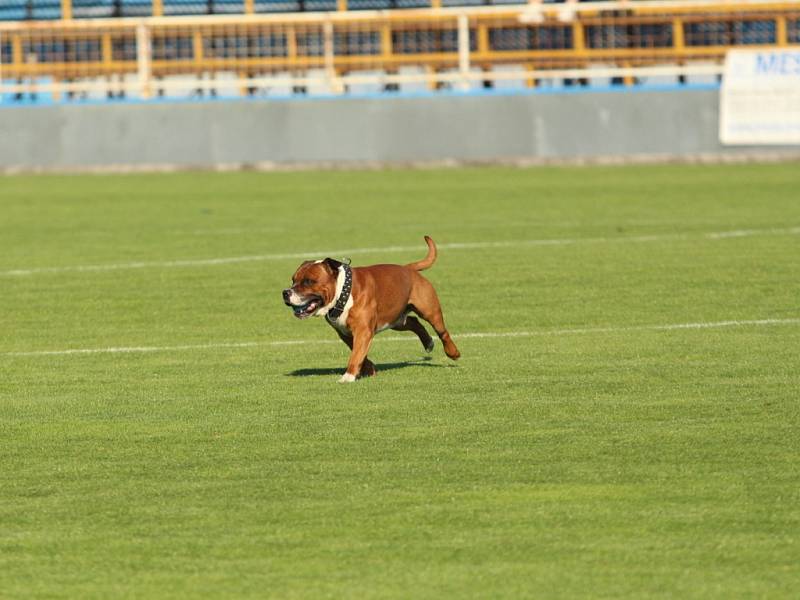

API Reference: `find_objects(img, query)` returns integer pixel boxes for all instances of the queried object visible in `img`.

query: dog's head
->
[282,258,343,319]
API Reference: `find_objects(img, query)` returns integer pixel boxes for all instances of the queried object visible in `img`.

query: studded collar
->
[325,264,352,323]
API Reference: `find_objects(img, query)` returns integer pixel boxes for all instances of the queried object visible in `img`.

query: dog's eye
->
[302,278,314,286]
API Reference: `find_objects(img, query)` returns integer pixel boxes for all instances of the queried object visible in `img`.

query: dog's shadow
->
[287,356,451,377]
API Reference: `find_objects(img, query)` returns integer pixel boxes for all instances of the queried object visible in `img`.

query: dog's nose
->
[282,289,292,304]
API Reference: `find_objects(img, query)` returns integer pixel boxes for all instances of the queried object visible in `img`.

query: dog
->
[283,236,460,382]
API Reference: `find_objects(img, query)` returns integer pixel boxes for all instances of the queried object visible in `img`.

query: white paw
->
[338,373,357,384]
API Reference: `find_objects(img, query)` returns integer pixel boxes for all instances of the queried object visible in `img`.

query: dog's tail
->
[406,236,437,271]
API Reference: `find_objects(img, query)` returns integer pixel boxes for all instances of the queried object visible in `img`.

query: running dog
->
[282,236,460,382]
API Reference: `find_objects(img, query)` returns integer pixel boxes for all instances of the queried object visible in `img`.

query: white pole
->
[0,31,4,102]
[0,31,5,104]
[136,21,152,100]
[457,13,470,93]
[323,19,343,95]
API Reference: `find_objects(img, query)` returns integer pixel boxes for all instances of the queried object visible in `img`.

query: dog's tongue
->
[293,300,318,319]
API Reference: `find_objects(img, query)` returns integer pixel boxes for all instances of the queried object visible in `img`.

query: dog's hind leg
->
[392,315,435,353]
[409,279,460,360]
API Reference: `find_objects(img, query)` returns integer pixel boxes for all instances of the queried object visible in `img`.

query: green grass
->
[1,164,799,599]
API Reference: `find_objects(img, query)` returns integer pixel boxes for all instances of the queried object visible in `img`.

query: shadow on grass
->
[287,356,452,377]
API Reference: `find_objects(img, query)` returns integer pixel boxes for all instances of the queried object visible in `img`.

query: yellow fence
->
[1,1,799,99]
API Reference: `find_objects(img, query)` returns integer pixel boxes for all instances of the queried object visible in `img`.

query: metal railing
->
[1,1,799,101]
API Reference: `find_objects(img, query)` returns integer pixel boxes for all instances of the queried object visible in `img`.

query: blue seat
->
[73,0,154,17]
[32,0,62,19]
[0,0,62,20]
[254,0,301,12]
[162,0,206,15]
[73,0,115,18]
[347,0,429,10]
[303,0,336,10]
[0,7,28,20]
[253,0,335,12]
[0,0,60,20]
[442,0,526,6]
[120,0,153,16]
[213,0,244,14]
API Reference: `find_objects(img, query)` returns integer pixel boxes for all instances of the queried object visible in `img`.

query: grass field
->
[1,164,799,599]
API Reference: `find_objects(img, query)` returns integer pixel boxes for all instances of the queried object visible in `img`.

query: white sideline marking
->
[2,226,799,277]
[3,318,798,358]
[454,318,800,338]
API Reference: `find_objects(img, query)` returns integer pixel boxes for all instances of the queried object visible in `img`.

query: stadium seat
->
[72,0,115,18]
[253,0,300,12]
[0,0,61,20]
[213,0,244,14]
[32,0,61,18]
[72,0,154,17]
[346,0,429,10]
[162,0,252,15]
[252,0,335,12]
[301,0,336,10]
[152,36,193,60]
[0,7,28,20]
[684,20,776,46]
[0,1,26,21]
[121,0,153,16]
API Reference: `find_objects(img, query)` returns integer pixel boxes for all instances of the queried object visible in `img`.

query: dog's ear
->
[322,258,342,274]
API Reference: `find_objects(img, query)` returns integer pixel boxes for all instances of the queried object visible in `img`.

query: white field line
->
[2,226,799,278]
[3,318,798,358]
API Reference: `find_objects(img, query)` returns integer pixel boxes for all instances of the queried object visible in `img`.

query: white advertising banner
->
[719,48,800,145]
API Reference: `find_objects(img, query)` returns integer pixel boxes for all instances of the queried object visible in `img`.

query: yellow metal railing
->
[1,1,799,99]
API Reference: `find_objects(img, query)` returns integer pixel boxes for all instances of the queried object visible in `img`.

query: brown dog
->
[283,236,460,382]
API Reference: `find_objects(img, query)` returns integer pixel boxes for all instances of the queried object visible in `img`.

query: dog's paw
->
[338,373,357,384]
[361,362,377,377]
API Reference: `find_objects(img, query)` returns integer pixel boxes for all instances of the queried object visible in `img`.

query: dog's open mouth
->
[292,297,321,319]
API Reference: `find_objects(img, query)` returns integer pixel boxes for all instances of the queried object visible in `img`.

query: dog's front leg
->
[339,327,375,383]
[334,329,376,380]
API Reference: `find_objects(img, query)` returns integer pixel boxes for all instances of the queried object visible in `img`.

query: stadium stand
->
[1,0,799,102]
[0,0,541,19]
[72,0,153,18]
[0,0,62,20]
[8,0,785,20]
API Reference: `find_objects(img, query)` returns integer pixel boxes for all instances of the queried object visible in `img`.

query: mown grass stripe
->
[2,226,799,277]
[4,317,798,358]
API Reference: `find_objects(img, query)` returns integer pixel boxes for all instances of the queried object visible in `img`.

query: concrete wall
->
[0,88,797,171]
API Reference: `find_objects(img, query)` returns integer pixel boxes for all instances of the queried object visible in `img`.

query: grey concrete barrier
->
[0,88,797,172]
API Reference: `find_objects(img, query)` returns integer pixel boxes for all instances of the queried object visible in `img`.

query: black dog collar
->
[326,264,352,323]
